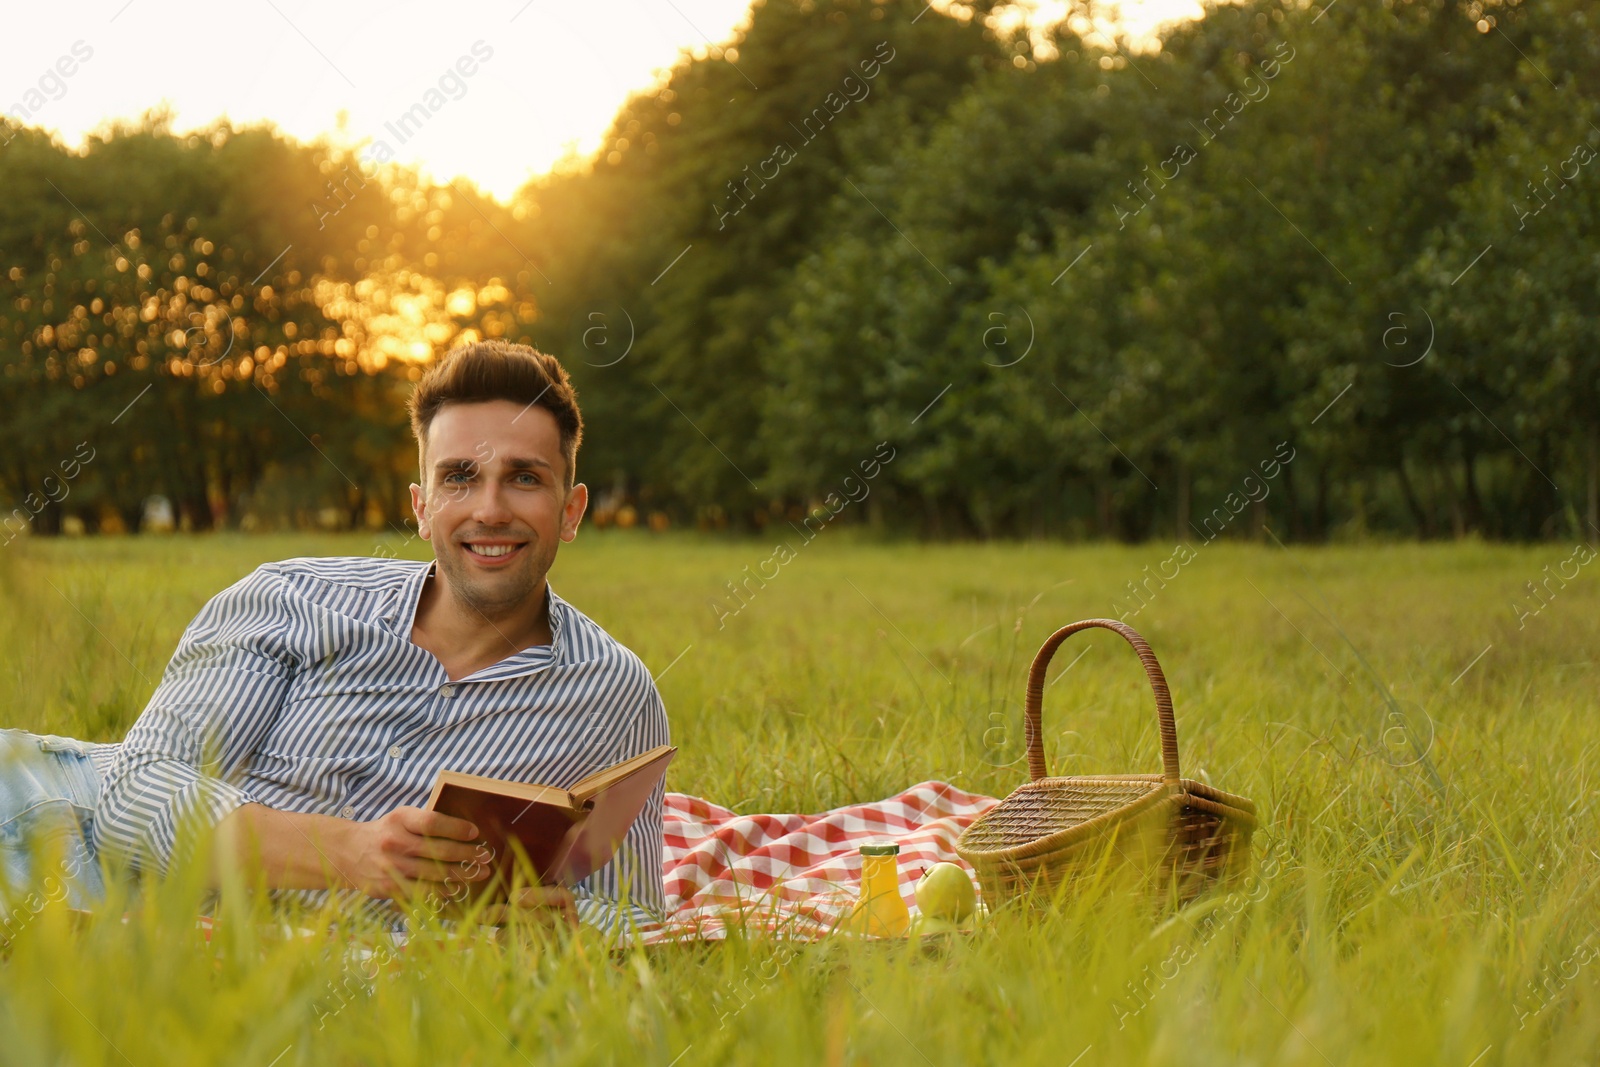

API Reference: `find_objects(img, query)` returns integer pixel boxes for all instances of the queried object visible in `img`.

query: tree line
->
[3,0,1596,541]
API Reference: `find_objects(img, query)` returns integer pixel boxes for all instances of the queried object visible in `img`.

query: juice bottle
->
[840,843,910,937]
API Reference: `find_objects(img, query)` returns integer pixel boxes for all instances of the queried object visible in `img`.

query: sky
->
[3,0,1204,201]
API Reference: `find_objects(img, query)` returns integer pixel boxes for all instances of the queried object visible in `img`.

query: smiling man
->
[0,341,668,931]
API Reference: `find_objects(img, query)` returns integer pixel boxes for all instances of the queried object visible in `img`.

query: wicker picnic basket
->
[956,619,1257,908]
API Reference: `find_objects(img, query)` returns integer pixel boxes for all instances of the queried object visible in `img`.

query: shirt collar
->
[381,560,433,634]
[383,561,571,667]
[545,585,570,664]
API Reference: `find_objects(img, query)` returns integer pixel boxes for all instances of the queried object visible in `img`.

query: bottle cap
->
[858,843,900,856]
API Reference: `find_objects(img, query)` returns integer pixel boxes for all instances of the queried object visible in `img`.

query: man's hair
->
[407,341,583,488]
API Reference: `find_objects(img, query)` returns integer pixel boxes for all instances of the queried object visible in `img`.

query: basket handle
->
[1023,618,1180,786]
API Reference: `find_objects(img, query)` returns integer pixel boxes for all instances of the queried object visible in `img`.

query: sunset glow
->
[4,0,1205,201]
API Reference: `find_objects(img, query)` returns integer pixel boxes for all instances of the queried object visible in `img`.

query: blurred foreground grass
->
[0,531,1597,1065]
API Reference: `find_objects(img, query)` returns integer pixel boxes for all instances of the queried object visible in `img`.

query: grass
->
[1,530,1597,1065]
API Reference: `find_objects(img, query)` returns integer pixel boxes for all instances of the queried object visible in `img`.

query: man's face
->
[409,399,588,618]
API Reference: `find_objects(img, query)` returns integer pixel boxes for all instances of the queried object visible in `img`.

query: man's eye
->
[443,471,471,484]
[514,472,540,485]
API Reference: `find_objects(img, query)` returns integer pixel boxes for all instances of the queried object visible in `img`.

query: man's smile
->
[460,539,530,565]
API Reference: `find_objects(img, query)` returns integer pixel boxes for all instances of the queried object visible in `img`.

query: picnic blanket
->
[639,780,999,943]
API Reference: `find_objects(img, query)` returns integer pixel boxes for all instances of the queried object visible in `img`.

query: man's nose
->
[470,480,513,525]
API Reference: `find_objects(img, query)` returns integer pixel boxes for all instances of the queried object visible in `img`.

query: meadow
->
[0,531,1596,1065]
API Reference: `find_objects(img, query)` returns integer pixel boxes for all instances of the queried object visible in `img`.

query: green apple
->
[915,862,977,922]
[910,914,959,937]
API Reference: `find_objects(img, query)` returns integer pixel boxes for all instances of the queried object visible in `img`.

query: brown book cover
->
[424,745,676,901]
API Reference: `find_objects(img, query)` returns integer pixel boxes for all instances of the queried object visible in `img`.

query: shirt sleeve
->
[572,659,671,929]
[93,564,302,876]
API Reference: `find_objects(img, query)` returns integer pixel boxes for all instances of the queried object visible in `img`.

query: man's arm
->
[95,562,585,917]
[94,566,300,876]
[95,566,505,902]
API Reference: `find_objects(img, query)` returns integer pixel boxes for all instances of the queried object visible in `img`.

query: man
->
[1,341,668,931]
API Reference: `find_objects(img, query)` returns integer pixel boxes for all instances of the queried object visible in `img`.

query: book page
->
[569,745,676,803]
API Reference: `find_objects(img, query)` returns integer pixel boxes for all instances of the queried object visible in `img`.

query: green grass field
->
[1,532,1597,1065]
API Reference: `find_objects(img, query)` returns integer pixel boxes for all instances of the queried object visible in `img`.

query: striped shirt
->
[90,556,669,928]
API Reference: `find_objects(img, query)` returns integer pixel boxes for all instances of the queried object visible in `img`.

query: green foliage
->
[0,116,436,534]
[3,0,1598,540]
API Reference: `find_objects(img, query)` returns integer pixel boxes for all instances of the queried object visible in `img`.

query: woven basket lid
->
[960,776,1168,853]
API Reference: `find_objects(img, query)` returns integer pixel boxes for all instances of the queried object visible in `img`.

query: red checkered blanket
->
[639,780,998,943]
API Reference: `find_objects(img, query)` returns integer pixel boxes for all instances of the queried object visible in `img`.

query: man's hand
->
[338,806,490,901]
[478,886,578,928]
[213,803,493,899]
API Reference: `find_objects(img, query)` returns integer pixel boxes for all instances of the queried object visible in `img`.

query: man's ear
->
[409,482,433,541]
[561,483,588,543]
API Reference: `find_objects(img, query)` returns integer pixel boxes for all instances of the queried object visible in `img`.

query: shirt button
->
[388,744,405,759]
[438,684,455,697]
[340,805,356,818]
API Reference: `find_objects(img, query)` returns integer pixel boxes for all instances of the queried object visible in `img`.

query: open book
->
[424,745,676,900]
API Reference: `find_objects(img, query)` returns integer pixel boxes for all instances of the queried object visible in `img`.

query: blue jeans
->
[0,729,110,924]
